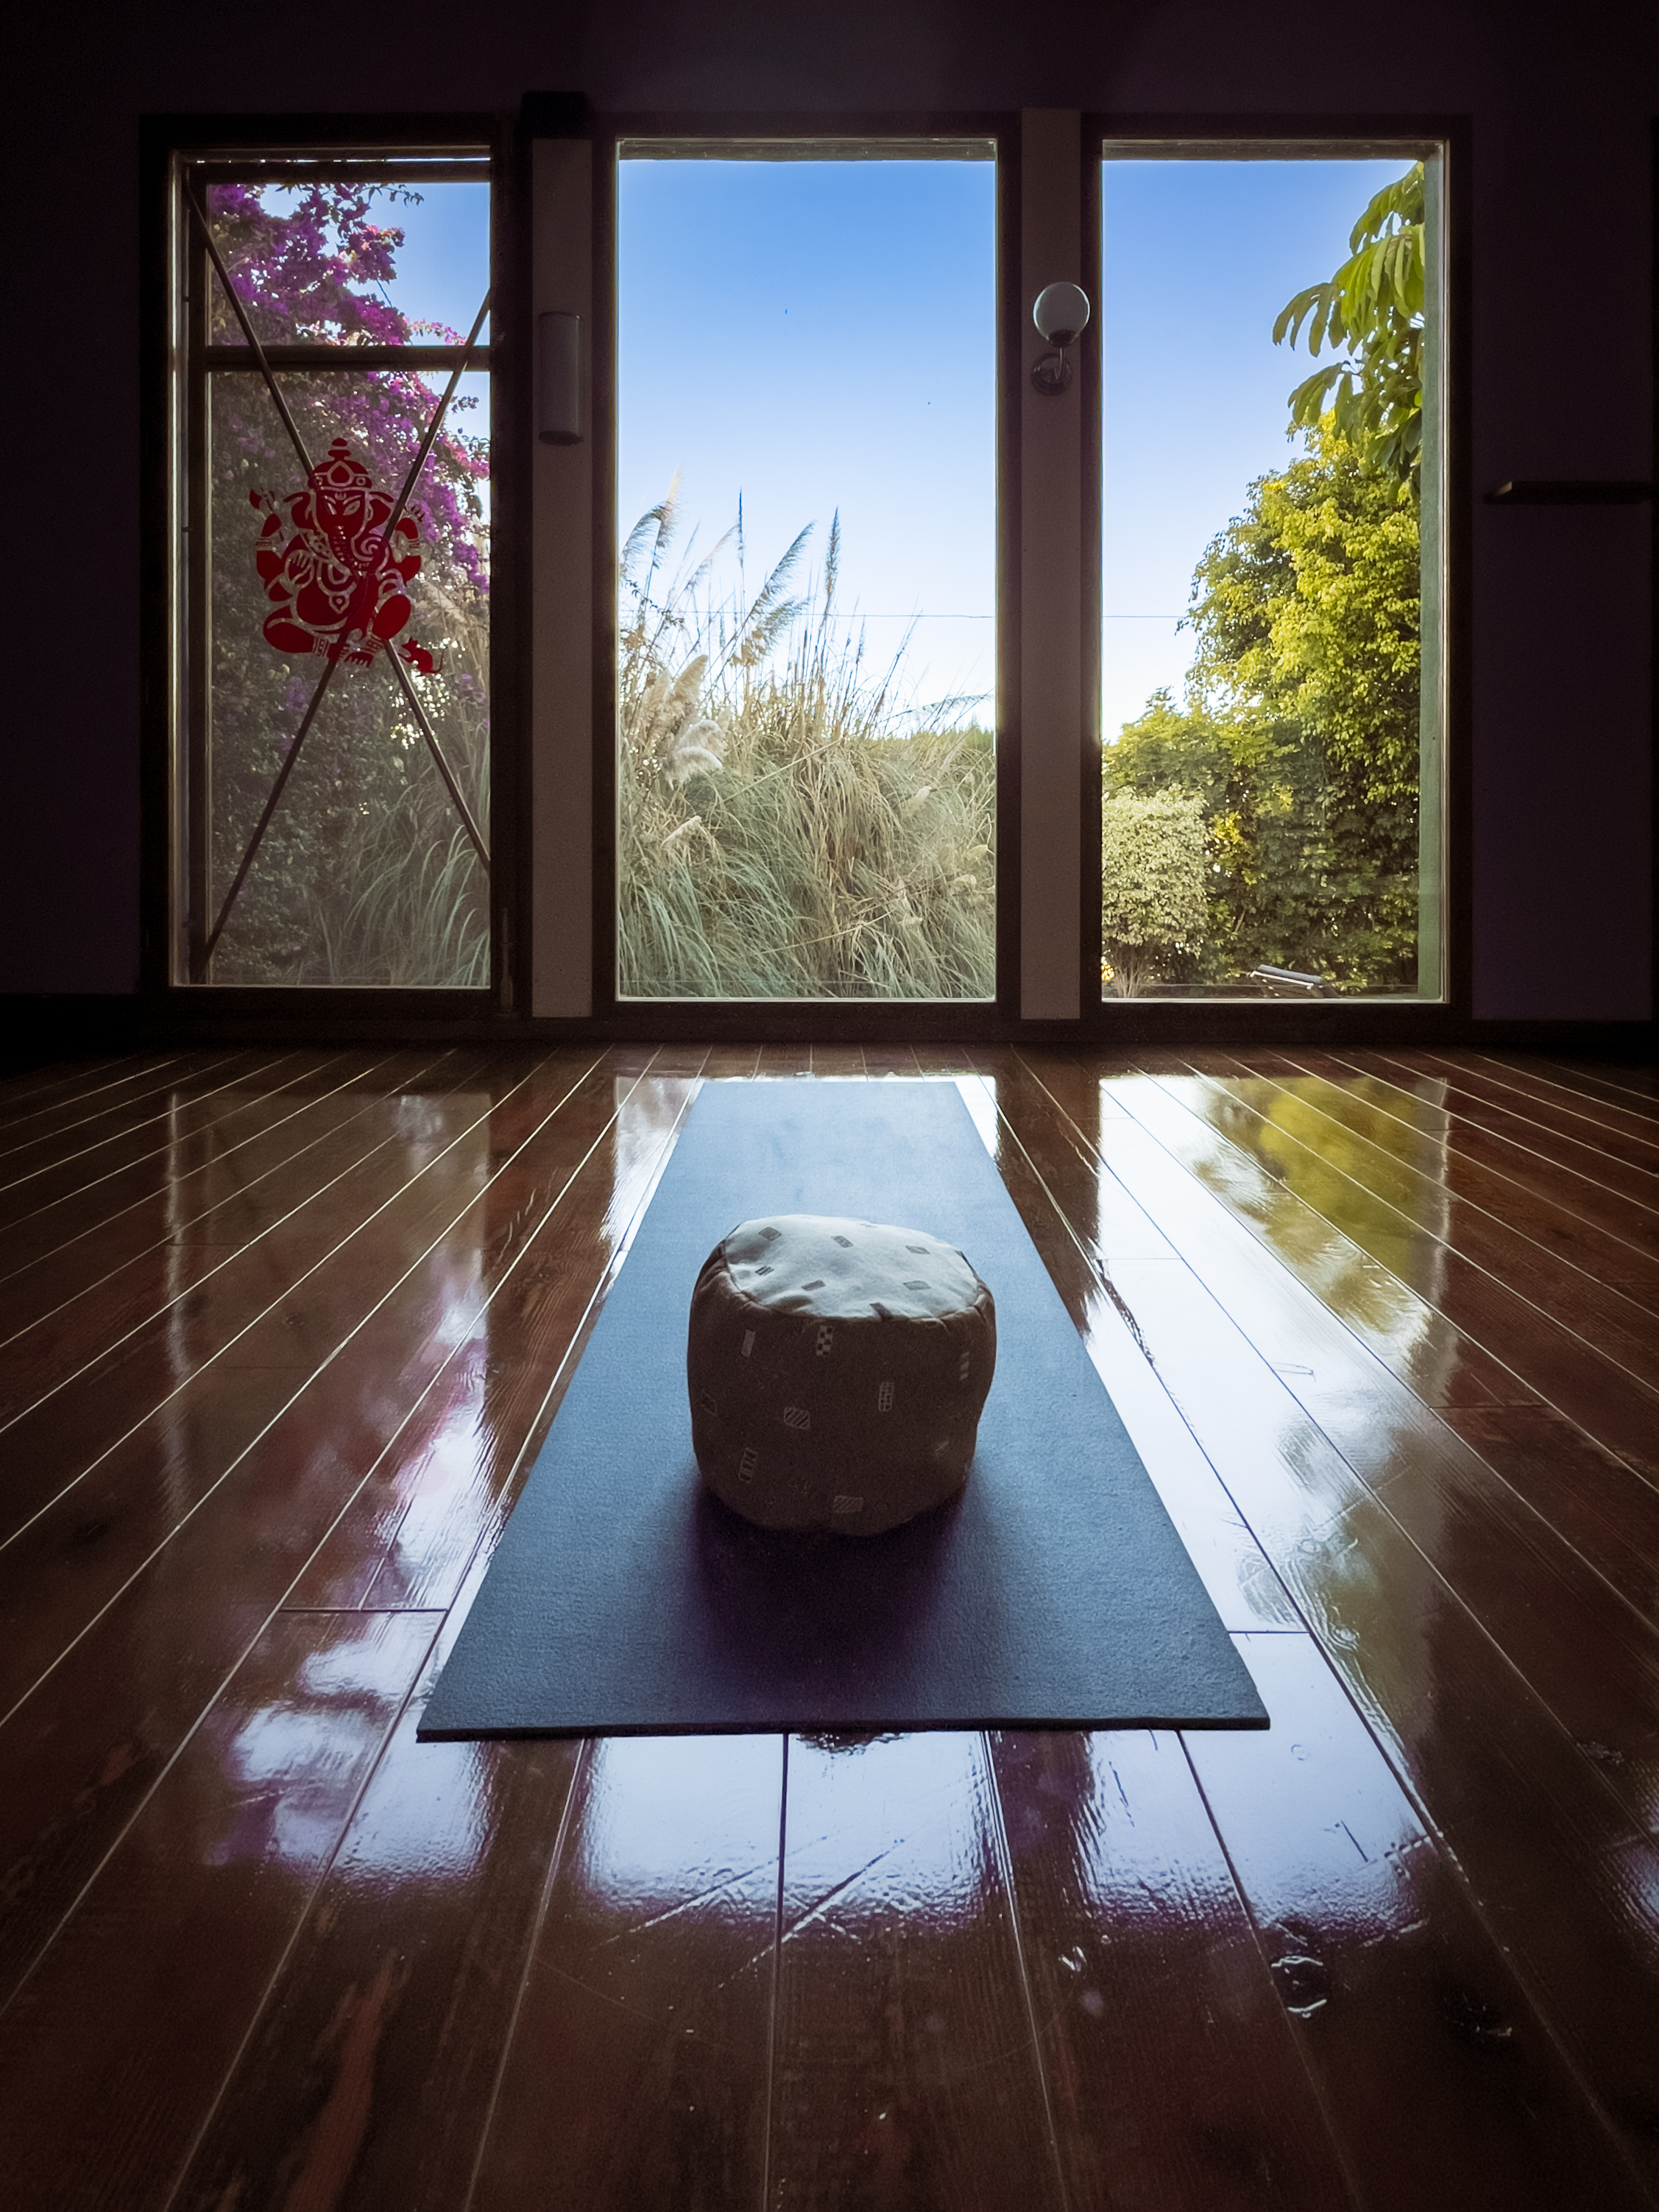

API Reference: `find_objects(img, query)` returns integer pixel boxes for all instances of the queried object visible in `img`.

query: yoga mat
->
[421,1082,1266,1737]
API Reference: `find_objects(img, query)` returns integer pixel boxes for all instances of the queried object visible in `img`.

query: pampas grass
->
[618,485,996,1000]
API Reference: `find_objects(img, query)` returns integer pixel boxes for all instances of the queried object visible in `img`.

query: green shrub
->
[1100,787,1209,997]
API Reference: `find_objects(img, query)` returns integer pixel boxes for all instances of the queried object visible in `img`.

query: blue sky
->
[618,156,998,724]
[618,152,1411,738]
[371,157,1416,732]
[354,183,493,459]
[357,180,492,339]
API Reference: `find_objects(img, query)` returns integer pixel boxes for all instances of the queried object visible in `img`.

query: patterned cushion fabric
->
[687,1213,997,1534]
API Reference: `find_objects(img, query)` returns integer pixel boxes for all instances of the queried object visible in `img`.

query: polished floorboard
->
[0,1040,1656,2209]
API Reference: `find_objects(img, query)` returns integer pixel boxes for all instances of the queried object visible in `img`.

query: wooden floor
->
[1,1041,1657,2209]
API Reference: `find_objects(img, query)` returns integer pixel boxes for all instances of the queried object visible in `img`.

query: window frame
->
[562,107,1471,1045]
[581,110,1024,1040]
[142,106,1470,1045]
[1078,113,1472,1041]
[141,112,521,1023]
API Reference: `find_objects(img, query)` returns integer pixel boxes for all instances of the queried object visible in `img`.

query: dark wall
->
[8,0,1653,1019]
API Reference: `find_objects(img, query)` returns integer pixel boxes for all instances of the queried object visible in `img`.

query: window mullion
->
[1018,109,1087,1022]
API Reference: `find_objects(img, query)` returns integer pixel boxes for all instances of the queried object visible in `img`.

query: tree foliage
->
[1273,163,1425,484]
[1106,423,1420,989]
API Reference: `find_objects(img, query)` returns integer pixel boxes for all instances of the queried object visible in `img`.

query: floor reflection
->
[783,1730,1001,1937]
[570,1734,783,1927]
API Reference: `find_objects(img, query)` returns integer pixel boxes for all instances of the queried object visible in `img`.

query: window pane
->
[191,172,491,989]
[1100,153,1442,1002]
[615,152,997,1001]
[203,367,489,986]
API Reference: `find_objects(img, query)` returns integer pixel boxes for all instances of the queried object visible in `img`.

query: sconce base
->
[1030,351,1073,397]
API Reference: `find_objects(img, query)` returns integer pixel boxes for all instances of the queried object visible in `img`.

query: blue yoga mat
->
[420,1081,1266,1737]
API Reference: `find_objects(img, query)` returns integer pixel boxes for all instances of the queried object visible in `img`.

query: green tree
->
[1186,421,1420,986]
[1100,787,1209,997]
[1103,688,1231,816]
[1274,163,1424,484]
[1106,423,1420,989]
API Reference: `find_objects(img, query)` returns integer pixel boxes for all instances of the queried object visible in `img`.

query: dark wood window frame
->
[1074,114,1472,1050]
[141,112,521,1036]
[143,105,1474,1049]
[551,107,1471,1048]
[577,110,1022,1046]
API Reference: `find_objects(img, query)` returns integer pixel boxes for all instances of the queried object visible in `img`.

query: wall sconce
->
[537,311,585,445]
[1030,282,1090,396]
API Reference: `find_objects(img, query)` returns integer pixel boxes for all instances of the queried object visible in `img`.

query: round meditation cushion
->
[687,1213,997,1534]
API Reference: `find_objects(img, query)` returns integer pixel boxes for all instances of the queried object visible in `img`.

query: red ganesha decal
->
[251,438,439,674]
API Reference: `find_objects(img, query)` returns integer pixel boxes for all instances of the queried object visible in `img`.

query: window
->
[170,144,493,988]
[1097,143,1445,1003]
[612,140,999,1002]
[159,116,1457,1027]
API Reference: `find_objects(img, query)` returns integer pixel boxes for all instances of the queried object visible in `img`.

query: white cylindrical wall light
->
[537,311,585,445]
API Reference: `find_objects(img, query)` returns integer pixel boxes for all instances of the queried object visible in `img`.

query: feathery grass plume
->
[618,490,994,1000]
